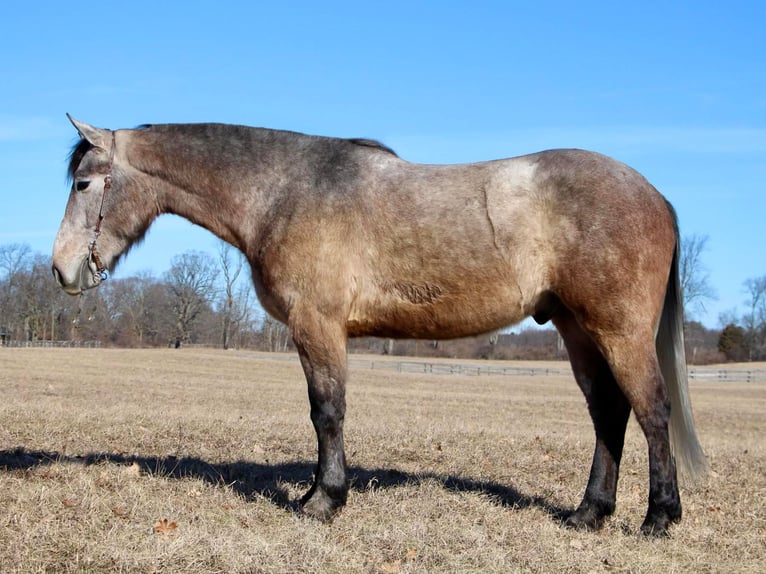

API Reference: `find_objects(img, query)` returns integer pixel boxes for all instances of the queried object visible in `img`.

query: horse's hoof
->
[300,487,345,522]
[640,501,681,537]
[640,520,670,537]
[640,514,674,537]
[563,508,605,531]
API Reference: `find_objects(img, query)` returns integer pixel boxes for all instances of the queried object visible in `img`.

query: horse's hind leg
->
[553,308,632,530]
[290,309,349,522]
[586,325,682,535]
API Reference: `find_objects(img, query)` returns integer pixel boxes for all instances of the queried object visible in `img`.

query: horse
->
[52,115,707,535]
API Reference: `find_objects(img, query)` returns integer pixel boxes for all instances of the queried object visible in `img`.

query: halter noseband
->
[87,131,115,284]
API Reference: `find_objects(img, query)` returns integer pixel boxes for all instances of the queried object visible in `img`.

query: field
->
[1,348,764,573]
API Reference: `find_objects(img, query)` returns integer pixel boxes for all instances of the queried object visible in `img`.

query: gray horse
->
[52,116,707,535]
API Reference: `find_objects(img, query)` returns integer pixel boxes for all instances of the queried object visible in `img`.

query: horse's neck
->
[129,127,285,251]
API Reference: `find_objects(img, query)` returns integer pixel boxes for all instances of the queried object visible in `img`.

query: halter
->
[87,131,116,284]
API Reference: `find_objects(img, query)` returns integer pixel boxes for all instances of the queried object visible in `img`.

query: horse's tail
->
[656,217,709,482]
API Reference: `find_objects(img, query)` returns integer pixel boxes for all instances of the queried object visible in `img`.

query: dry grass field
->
[0,348,764,573]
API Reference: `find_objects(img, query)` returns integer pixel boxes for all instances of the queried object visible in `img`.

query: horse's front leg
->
[291,311,349,522]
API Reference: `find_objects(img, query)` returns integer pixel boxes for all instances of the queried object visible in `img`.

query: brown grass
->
[0,348,764,573]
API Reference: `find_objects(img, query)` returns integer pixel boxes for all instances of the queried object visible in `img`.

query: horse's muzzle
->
[51,254,104,295]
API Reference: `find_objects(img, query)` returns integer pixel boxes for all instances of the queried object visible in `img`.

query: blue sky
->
[1,1,763,328]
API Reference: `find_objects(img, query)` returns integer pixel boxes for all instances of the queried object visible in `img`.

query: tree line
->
[716,276,766,362]
[0,241,279,350]
[678,234,766,362]
[1,239,764,362]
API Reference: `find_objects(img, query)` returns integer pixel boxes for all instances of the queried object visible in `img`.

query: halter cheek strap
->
[88,132,116,282]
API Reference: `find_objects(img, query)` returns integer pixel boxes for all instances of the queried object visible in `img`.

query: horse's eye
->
[75,180,90,192]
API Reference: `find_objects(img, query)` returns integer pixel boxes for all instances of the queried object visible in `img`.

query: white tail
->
[656,235,709,482]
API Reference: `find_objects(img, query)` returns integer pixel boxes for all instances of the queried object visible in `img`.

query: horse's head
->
[52,116,156,295]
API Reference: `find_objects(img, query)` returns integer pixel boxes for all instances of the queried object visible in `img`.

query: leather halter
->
[87,132,116,283]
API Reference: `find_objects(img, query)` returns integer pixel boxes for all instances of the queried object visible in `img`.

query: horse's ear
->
[66,114,111,150]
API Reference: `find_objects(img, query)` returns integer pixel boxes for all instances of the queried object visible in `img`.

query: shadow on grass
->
[0,447,569,522]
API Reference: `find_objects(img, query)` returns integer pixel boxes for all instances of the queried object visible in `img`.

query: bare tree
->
[261,315,291,352]
[742,275,766,361]
[216,241,255,349]
[165,251,219,347]
[0,243,31,278]
[109,272,163,346]
[679,233,717,319]
[13,253,68,341]
[0,243,32,339]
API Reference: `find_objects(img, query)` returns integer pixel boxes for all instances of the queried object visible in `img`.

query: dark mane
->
[67,138,93,182]
[139,123,398,156]
[67,124,397,184]
[346,138,398,157]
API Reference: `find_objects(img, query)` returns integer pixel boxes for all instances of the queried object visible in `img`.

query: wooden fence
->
[0,340,102,349]
[242,353,766,383]
[687,368,766,383]
[2,345,763,382]
[349,358,572,378]
[347,357,766,383]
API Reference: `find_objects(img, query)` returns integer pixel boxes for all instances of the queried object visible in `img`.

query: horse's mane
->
[136,123,398,157]
[67,138,93,182]
[346,138,398,157]
[67,124,398,182]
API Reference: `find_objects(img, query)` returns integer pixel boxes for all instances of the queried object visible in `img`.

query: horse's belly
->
[347,279,529,339]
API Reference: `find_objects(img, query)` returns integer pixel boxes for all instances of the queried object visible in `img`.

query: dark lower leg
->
[554,310,630,531]
[566,364,632,530]
[300,389,348,520]
[637,400,682,535]
[598,334,682,536]
[293,319,350,522]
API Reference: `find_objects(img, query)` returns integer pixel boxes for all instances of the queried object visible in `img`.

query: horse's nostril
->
[52,266,63,287]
